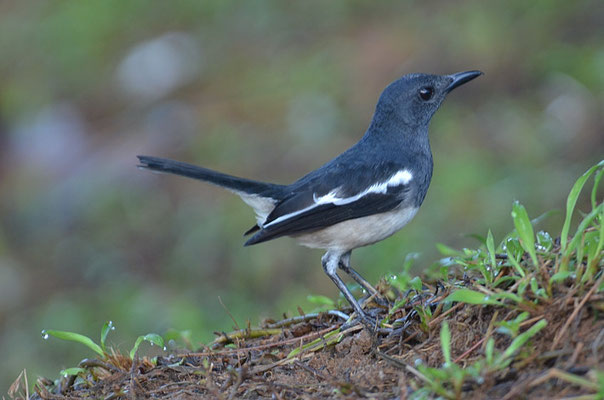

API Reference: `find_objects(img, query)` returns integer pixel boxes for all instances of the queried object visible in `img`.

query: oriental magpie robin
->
[138,70,482,329]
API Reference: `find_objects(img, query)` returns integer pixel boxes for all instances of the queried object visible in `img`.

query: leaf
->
[506,248,526,277]
[418,366,450,381]
[436,243,463,256]
[530,209,560,226]
[485,338,495,366]
[164,329,194,350]
[100,321,114,353]
[592,206,604,272]
[409,276,423,291]
[550,270,572,284]
[388,297,409,317]
[402,252,420,272]
[501,319,547,360]
[60,367,87,377]
[584,231,600,275]
[388,273,410,292]
[530,277,539,296]
[591,163,604,212]
[486,229,497,279]
[560,160,604,253]
[562,203,604,269]
[536,231,554,252]
[486,230,496,264]
[42,329,104,358]
[287,329,342,358]
[492,291,523,304]
[445,289,502,305]
[511,201,538,267]
[130,333,165,359]
[517,278,529,297]
[504,236,524,258]
[440,321,451,366]
[513,312,530,324]
[493,275,516,288]
[306,295,335,307]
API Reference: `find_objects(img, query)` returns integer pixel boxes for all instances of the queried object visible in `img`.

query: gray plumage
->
[138,70,482,328]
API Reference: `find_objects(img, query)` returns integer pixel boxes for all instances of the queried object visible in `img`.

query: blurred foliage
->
[0,0,602,392]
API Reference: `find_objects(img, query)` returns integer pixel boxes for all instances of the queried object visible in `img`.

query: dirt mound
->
[17,274,603,399]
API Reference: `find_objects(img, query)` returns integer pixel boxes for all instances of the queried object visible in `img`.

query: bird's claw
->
[340,309,392,334]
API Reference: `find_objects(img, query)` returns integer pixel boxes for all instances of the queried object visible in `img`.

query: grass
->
[41,321,166,364]
[7,159,603,399]
[400,159,604,399]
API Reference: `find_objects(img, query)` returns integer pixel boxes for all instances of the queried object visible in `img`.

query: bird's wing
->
[244,163,414,245]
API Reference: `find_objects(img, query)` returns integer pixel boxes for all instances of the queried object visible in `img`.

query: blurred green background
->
[1,0,603,392]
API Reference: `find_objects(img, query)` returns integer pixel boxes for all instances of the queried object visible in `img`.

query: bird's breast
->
[294,205,419,251]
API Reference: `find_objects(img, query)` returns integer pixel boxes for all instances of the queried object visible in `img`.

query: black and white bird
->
[138,70,482,328]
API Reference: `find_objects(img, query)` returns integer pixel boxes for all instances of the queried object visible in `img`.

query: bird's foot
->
[340,314,373,331]
[340,308,391,334]
[360,291,389,308]
[358,313,380,332]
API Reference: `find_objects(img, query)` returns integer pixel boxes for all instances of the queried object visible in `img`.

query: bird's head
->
[372,70,483,130]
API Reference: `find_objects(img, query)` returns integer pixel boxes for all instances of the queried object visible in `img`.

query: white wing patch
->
[264,169,413,228]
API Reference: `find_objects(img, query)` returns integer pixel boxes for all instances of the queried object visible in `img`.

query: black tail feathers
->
[137,155,284,197]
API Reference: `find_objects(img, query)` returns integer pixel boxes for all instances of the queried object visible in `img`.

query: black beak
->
[445,70,483,93]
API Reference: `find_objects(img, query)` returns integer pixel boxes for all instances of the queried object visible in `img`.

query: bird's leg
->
[322,251,376,330]
[338,251,381,299]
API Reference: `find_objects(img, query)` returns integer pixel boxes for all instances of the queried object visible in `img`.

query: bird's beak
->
[445,70,483,93]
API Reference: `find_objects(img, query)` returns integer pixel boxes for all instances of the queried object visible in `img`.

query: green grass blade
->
[60,367,87,377]
[492,291,524,304]
[566,203,604,279]
[506,248,526,277]
[548,370,599,391]
[511,201,538,267]
[563,203,603,264]
[440,321,452,366]
[129,333,165,359]
[560,160,604,253]
[591,164,604,211]
[530,210,560,226]
[550,270,572,284]
[485,338,495,366]
[42,329,104,358]
[501,319,547,360]
[445,289,502,305]
[100,321,114,353]
[536,231,554,252]
[287,329,342,358]
[409,276,423,291]
[306,295,335,307]
[486,230,497,283]
[593,206,604,268]
[436,243,464,256]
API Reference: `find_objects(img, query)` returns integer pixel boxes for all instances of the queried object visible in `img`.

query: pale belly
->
[293,206,419,251]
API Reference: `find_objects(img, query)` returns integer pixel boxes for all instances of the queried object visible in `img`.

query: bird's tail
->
[137,155,284,196]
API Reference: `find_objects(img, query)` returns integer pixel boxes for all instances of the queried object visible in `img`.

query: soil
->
[13,274,604,399]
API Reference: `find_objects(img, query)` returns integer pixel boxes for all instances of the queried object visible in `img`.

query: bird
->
[137,70,482,329]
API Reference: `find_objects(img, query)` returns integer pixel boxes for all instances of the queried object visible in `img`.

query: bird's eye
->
[418,86,434,101]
